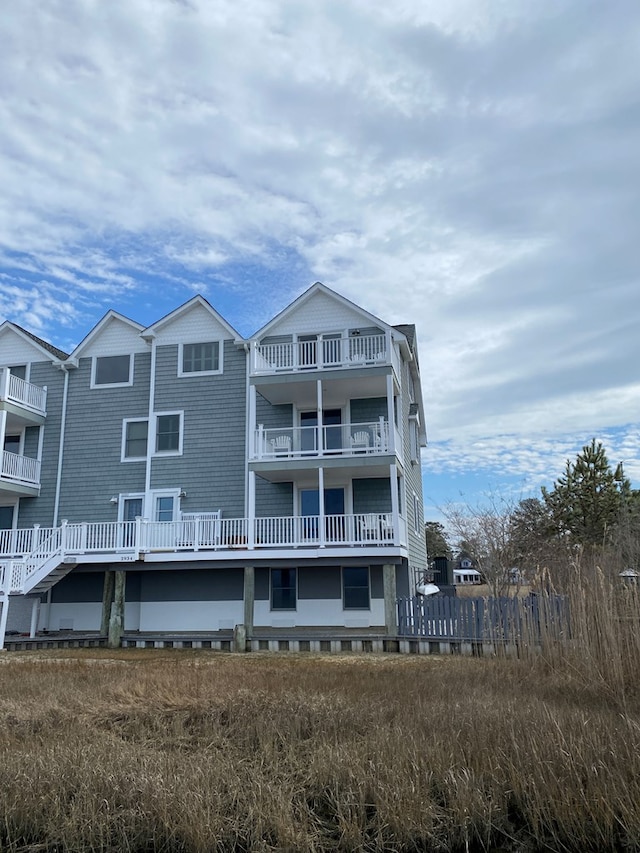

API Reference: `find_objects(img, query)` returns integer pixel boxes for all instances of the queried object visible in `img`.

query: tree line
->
[426,439,639,595]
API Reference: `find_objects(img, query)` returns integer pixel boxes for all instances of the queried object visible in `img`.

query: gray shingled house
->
[0,283,427,646]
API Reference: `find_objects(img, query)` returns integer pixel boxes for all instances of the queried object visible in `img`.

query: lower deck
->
[3,558,412,641]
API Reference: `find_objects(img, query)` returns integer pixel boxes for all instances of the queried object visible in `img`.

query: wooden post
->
[108,570,125,648]
[243,565,255,641]
[29,597,39,638]
[101,570,115,636]
[0,596,9,651]
[383,563,397,636]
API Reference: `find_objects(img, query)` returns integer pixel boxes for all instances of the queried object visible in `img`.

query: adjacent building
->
[0,283,427,645]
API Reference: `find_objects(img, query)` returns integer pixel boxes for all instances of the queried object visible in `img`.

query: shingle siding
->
[151,341,246,516]
[3,285,429,636]
[56,353,151,523]
[255,478,293,516]
[17,361,67,528]
[352,478,392,514]
[350,397,387,423]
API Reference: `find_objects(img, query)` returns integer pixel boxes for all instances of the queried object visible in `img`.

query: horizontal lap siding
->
[18,362,72,528]
[256,395,292,429]
[398,350,427,572]
[50,568,244,603]
[352,478,392,514]
[151,342,246,517]
[350,397,387,423]
[139,569,243,602]
[56,354,151,523]
[255,478,293,517]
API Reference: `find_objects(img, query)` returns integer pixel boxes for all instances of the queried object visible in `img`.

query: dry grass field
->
[1,571,639,852]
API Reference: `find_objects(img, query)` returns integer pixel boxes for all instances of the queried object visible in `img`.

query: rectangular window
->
[155,412,183,454]
[343,567,370,609]
[180,342,221,375]
[413,493,420,534]
[271,568,297,610]
[93,355,132,387]
[155,495,175,522]
[122,419,148,460]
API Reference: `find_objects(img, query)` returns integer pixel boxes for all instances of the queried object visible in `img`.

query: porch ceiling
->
[253,457,394,484]
[252,369,390,406]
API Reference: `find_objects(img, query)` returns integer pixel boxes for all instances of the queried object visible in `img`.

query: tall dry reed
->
[0,635,639,852]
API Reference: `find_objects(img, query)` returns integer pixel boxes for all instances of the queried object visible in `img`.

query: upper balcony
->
[250,332,401,378]
[250,420,396,462]
[0,368,47,422]
[0,450,41,496]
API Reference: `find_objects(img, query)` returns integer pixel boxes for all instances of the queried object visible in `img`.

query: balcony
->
[251,333,397,376]
[1,513,407,594]
[0,450,41,493]
[0,369,47,418]
[251,420,392,461]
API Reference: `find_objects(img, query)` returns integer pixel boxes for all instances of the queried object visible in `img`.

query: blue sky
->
[1,0,639,523]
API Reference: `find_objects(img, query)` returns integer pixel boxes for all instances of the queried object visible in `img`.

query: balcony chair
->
[350,430,371,453]
[271,434,292,456]
[360,514,380,541]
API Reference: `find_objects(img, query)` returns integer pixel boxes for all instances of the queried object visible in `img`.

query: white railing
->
[0,369,47,414]
[252,333,389,374]
[1,513,402,593]
[252,420,391,459]
[255,513,395,547]
[1,450,41,486]
[0,526,35,556]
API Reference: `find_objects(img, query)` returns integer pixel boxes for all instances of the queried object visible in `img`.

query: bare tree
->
[441,495,521,597]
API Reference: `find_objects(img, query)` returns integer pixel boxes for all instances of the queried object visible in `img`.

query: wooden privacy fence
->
[397,595,570,646]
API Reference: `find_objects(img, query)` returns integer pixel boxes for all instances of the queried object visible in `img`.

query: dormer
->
[249,282,405,376]
[68,311,147,389]
[141,295,241,378]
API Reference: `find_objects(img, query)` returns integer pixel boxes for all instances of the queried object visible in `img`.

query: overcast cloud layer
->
[1,0,639,507]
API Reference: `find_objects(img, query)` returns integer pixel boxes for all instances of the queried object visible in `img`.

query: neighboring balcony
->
[250,332,400,376]
[251,420,393,461]
[0,369,47,420]
[0,450,41,494]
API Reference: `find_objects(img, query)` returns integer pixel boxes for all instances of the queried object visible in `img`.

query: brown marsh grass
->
[1,570,639,852]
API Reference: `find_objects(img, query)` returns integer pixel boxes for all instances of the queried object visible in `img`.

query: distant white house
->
[453,568,482,585]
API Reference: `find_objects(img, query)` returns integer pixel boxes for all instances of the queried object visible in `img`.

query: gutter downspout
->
[52,365,70,527]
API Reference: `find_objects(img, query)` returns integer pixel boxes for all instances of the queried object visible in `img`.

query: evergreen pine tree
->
[542,438,631,545]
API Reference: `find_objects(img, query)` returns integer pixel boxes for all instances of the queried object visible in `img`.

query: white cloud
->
[1,0,639,493]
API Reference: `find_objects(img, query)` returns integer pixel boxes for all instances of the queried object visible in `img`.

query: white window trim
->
[150,488,182,522]
[121,418,149,462]
[90,354,134,389]
[152,410,184,456]
[413,492,420,534]
[9,364,31,383]
[117,493,145,523]
[0,502,18,529]
[294,482,352,515]
[3,431,25,455]
[178,341,223,377]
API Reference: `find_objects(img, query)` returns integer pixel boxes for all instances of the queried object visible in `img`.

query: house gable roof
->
[69,311,147,360]
[252,282,402,341]
[0,321,69,364]
[141,295,241,342]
